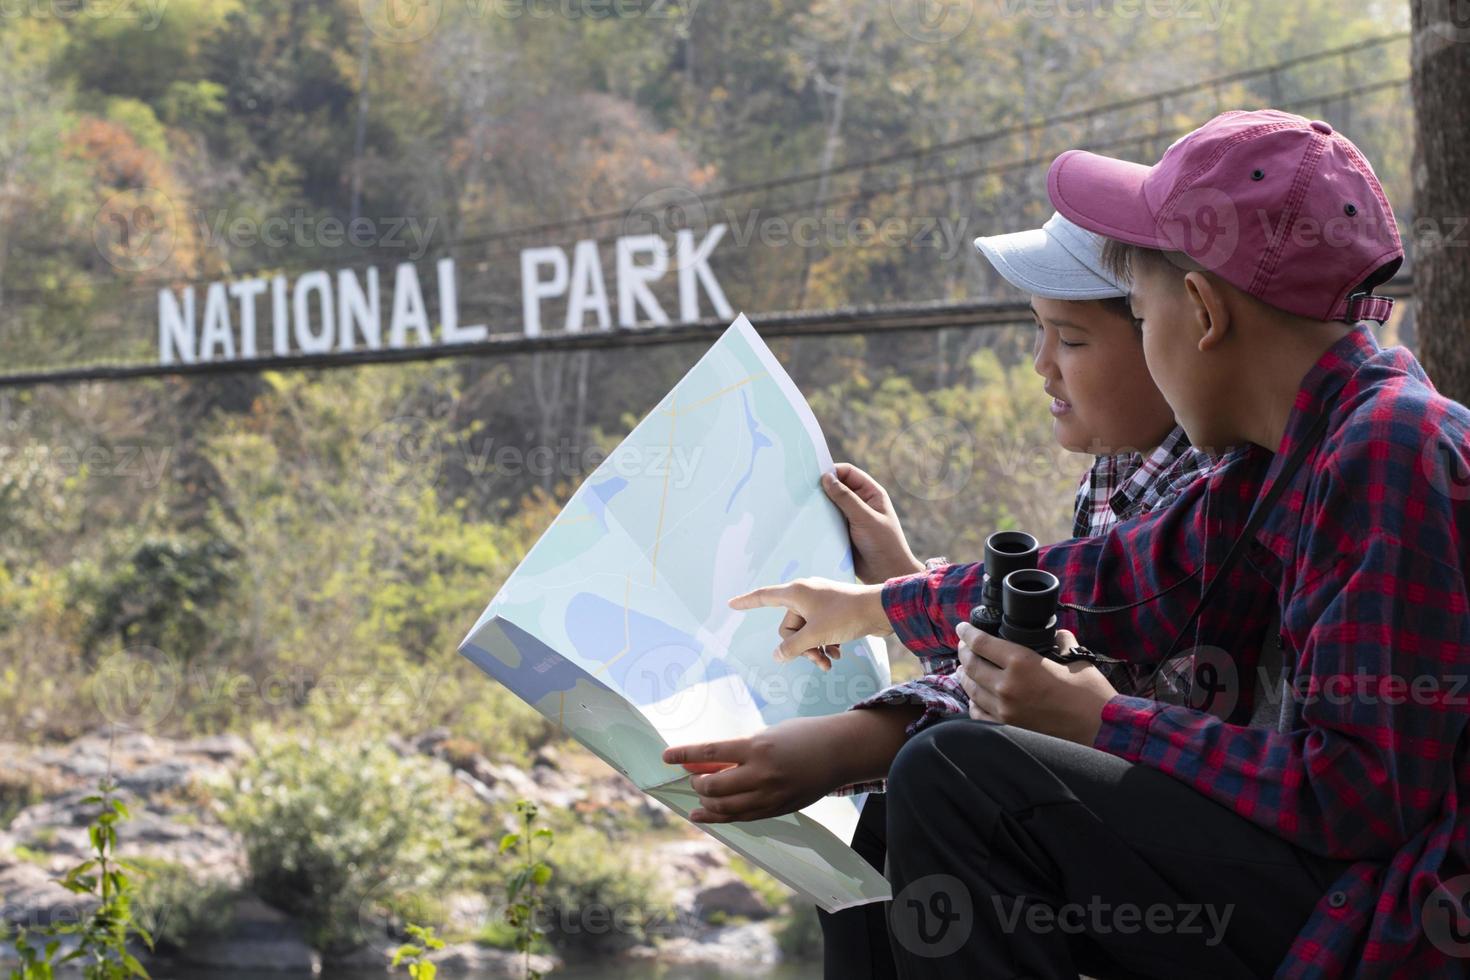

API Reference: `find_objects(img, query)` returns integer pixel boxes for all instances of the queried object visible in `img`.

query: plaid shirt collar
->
[1073,425,1200,538]
[1110,425,1196,515]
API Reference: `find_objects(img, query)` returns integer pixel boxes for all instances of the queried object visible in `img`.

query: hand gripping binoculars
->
[966,531,1059,653]
[965,531,1113,666]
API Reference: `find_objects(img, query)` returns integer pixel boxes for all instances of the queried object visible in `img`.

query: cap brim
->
[1047,150,1164,248]
[973,227,1124,300]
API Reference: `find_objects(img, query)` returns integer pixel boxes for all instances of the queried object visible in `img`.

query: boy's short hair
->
[1099,239,1202,287]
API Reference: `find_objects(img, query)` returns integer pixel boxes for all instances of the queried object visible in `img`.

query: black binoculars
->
[966,530,1064,658]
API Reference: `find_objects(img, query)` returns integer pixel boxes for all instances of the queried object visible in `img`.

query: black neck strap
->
[1144,407,1334,693]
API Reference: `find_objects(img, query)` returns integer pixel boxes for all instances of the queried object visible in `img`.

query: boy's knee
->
[889,721,1064,822]
[888,719,1014,799]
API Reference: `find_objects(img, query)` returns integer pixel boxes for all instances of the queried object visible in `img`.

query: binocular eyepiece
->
[967,530,1061,655]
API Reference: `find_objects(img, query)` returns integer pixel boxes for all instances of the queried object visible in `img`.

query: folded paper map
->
[459,314,894,912]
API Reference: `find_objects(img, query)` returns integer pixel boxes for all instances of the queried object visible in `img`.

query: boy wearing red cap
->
[666,110,1469,977]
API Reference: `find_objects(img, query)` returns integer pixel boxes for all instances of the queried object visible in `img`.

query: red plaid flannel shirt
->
[877,325,1470,976]
[835,425,1215,791]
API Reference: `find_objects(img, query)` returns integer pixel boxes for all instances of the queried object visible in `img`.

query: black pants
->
[822,719,1354,980]
[819,792,900,979]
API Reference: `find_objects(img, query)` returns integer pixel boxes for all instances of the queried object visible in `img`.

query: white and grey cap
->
[973,212,1126,300]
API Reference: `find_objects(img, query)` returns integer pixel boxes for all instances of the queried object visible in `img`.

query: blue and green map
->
[460,315,893,911]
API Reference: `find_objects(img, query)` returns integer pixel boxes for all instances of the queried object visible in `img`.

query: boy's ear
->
[1182,271,1231,353]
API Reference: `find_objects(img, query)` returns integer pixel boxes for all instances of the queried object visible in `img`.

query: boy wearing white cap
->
[823,213,1214,705]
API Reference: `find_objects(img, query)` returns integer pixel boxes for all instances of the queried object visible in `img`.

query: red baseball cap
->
[1047,110,1403,323]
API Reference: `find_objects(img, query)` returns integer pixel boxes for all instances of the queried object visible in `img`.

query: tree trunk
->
[1411,0,1470,402]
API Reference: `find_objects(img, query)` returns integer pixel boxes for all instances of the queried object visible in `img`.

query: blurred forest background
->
[0,0,1417,737]
[0,0,1420,970]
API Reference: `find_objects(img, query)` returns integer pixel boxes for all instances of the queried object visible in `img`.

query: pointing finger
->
[729,584,796,612]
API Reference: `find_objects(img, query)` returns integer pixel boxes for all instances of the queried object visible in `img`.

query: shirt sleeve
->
[880,457,1238,666]
[1094,437,1470,859]
[829,669,971,796]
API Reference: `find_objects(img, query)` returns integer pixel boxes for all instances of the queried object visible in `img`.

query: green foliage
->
[11,845,52,867]
[390,923,445,980]
[5,928,60,980]
[4,780,154,980]
[125,857,236,952]
[100,99,169,158]
[469,918,519,951]
[539,823,674,958]
[158,80,228,129]
[218,731,481,954]
[774,904,824,962]
[81,537,237,663]
[500,800,554,980]
[51,791,153,978]
[812,345,1077,561]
